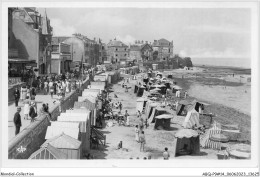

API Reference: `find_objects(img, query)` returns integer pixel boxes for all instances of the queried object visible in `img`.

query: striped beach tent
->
[200,121,222,150]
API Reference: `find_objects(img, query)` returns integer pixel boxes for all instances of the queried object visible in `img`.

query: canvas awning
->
[174,129,199,138]
[155,114,174,119]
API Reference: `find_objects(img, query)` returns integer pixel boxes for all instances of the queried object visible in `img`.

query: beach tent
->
[66,108,90,113]
[177,100,209,116]
[72,103,96,125]
[136,97,147,112]
[29,144,67,159]
[45,126,80,140]
[136,86,145,97]
[148,106,169,123]
[78,96,97,103]
[94,75,107,82]
[90,81,106,88]
[173,129,200,156]
[51,121,80,129]
[176,100,193,115]
[88,85,105,91]
[41,133,82,159]
[83,89,101,95]
[57,114,91,152]
[146,102,160,119]
[200,121,222,150]
[154,114,173,130]
[182,108,200,128]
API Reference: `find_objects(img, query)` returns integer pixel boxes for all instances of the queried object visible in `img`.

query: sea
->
[191,57,251,69]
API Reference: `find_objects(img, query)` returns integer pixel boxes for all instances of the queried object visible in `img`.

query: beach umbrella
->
[173,85,182,90]
[227,144,251,153]
[228,149,251,159]
[155,114,174,119]
[209,133,230,143]
[226,143,251,159]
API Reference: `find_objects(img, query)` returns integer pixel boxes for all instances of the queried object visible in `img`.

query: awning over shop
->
[8,58,36,64]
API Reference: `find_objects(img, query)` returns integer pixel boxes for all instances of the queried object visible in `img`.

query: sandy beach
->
[90,66,251,159]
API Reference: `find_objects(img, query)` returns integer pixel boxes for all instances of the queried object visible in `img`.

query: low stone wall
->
[8,82,26,102]
[8,78,90,159]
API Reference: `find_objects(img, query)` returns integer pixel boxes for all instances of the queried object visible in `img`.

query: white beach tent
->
[45,126,79,140]
[90,81,106,87]
[83,89,101,95]
[136,97,147,112]
[88,85,105,91]
[182,108,200,128]
[78,96,97,103]
[57,114,91,152]
[41,133,82,159]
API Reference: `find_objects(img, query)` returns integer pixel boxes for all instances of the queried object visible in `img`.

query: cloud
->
[186,25,250,34]
[50,18,76,36]
[188,48,250,58]
[116,35,136,45]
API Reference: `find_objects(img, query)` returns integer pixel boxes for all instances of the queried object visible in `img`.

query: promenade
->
[9,92,60,141]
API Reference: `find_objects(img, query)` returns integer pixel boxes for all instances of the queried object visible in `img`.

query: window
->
[116,48,118,51]
[125,54,127,56]
[169,49,171,53]
[125,48,127,51]
[115,54,118,57]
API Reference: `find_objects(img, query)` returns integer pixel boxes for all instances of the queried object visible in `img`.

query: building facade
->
[152,38,173,61]
[51,42,71,74]
[129,45,141,63]
[107,39,129,64]
[140,43,153,61]
[12,8,53,75]
[59,34,100,68]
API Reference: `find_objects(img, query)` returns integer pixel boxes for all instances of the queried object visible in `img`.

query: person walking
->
[44,80,48,95]
[53,80,57,95]
[184,91,188,98]
[125,110,130,126]
[139,131,146,152]
[29,102,37,123]
[30,87,36,100]
[14,87,20,107]
[135,125,139,142]
[119,102,122,112]
[13,107,22,135]
[163,147,170,160]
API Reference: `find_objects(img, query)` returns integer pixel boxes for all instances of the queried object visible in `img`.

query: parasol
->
[209,134,230,143]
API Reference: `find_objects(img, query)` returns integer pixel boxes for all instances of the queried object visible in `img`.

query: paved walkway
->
[8,93,62,141]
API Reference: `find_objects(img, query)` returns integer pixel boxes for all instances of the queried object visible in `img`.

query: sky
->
[38,8,251,68]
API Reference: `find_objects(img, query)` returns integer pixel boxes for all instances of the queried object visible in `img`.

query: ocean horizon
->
[191,57,251,69]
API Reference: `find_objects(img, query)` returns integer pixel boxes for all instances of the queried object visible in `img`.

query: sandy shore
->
[188,84,251,115]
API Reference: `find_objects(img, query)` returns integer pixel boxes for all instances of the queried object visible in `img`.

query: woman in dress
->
[21,85,27,101]
[135,125,139,142]
[23,100,30,120]
[26,86,30,99]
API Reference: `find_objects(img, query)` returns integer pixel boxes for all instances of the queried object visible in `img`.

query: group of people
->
[39,78,83,98]
[14,85,37,107]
